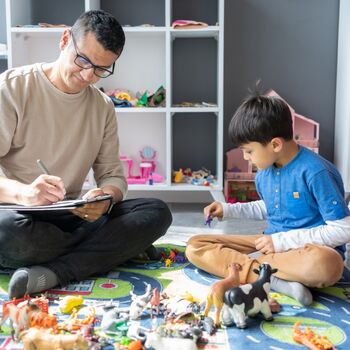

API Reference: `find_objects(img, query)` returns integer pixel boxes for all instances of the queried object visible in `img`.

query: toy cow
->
[221,263,277,328]
[204,262,241,327]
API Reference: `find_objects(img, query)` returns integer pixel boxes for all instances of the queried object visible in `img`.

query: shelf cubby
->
[118,112,167,182]
[172,112,217,177]
[101,0,165,27]
[171,0,219,26]
[172,38,217,106]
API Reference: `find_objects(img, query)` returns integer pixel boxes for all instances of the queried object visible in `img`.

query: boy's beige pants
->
[186,234,344,288]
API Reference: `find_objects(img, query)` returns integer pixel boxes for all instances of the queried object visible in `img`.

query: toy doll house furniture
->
[225,90,320,203]
[139,146,157,179]
[224,148,259,203]
[266,90,320,153]
[120,147,164,185]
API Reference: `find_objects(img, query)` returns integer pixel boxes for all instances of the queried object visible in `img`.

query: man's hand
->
[17,175,66,206]
[204,201,224,220]
[72,188,111,222]
[255,235,275,254]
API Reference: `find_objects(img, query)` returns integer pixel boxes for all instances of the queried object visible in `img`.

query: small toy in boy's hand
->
[205,215,213,227]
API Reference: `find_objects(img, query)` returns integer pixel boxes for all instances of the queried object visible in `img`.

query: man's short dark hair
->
[71,10,125,57]
[228,92,293,146]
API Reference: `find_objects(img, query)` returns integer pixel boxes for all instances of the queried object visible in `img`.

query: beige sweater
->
[0,63,127,199]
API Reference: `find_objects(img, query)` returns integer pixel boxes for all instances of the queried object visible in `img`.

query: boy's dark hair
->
[71,10,125,57]
[228,92,293,146]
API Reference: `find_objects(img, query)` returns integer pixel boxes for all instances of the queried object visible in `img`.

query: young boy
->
[186,92,350,306]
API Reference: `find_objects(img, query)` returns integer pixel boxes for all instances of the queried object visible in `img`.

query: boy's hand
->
[204,201,224,219]
[255,235,275,254]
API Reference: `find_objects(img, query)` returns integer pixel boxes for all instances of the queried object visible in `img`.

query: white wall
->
[334,0,350,191]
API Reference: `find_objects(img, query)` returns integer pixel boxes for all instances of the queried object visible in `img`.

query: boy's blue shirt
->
[256,146,350,257]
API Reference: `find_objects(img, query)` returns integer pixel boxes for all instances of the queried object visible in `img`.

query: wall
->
[0,0,7,73]
[224,0,339,161]
[0,0,6,43]
[334,0,350,191]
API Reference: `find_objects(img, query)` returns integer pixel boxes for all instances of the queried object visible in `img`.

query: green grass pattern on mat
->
[319,286,350,301]
[84,278,132,299]
[0,274,10,294]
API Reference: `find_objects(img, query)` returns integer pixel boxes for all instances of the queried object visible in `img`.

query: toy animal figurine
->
[29,294,49,313]
[127,323,149,341]
[164,294,201,320]
[199,316,216,335]
[29,310,57,329]
[205,215,213,227]
[204,263,241,327]
[62,306,96,331]
[100,308,128,332]
[58,294,84,314]
[145,331,198,350]
[149,287,161,318]
[222,262,277,328]
[129,283,152,320]
[0,301,40,340]
[20,327,89,350]
[292,321,337,350]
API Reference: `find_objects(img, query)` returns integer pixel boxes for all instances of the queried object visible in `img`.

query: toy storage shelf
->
[5,0,224,200]
[116,108,167,113]
[170,107,220,113]
[170,27,219,38]
[0,0,7,71]
[11,27,65,34]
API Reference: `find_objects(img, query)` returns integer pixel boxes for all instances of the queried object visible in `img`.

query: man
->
[0,10,172,298]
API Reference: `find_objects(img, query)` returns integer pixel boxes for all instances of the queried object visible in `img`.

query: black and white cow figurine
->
[221,263,278,328]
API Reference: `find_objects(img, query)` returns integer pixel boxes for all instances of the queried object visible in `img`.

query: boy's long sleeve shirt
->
[222,200,350,253]
[222,146,350,257]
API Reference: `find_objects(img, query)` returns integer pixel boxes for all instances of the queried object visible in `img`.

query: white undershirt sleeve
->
[222,200,267,221]
[271,216,350,253]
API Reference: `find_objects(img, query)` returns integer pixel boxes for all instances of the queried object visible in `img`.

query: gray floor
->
[157,202,267,245]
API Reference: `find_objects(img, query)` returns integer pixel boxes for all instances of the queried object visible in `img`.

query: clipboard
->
[0,194,113,211]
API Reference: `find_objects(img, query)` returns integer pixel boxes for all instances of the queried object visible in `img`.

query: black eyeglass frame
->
[70,31,115,78]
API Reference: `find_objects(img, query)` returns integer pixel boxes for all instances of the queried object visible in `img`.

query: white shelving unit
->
[5,0,224,201]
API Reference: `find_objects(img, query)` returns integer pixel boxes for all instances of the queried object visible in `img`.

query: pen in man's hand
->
[37,159,66,200]
[37,159,50,175]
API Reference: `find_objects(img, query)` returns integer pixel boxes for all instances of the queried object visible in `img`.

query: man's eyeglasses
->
[70,32,115,78]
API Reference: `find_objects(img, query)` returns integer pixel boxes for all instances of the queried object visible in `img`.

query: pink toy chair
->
[140,162,152,179]
[139,147,157,175]
[120,156,133,178]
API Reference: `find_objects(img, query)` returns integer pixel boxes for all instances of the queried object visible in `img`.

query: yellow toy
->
[58,295,84,314]
[174,169,183,183]
[165,258,172,267]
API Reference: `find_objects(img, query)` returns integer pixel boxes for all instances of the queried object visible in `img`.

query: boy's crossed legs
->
[186,234,344,306]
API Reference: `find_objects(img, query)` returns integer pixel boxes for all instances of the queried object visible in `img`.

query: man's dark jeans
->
[0,198,172,286]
